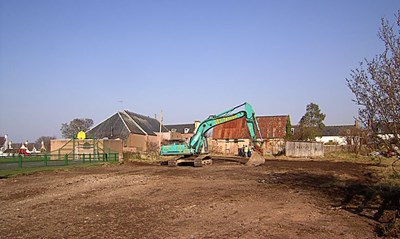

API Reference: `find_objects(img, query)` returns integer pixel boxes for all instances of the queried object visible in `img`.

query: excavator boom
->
[160,102,263,166]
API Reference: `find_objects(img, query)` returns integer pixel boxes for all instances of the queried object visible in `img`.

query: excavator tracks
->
[167,154,212,167]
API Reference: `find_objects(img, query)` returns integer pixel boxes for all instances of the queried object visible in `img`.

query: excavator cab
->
[160,142,192,156]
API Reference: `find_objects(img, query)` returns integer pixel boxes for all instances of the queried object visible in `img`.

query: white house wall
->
[315,136,347,145]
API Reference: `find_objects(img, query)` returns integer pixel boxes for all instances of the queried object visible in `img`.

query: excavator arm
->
[160,102,263,156]
[189,102,263,154]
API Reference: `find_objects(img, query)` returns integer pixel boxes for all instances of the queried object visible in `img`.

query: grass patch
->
[324,151,374,163]
[324,152,400,187]
[0,161,119,179]
[374,165,400,187]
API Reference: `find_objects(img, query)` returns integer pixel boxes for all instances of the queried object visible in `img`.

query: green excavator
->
[160,102,264,167]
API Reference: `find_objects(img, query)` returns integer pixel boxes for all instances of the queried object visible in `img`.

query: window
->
[171,128,177,132]
[184,128,190,134]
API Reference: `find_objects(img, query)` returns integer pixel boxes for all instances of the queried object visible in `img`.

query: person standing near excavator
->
[244,145,249,157]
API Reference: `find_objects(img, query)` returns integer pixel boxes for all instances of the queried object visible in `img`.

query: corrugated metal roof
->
[87,110,169,140]
[212,118,250,139]
[124,111,169,136]
[87,113,134,139]
[212,115,289,140]
[119,112,146,135]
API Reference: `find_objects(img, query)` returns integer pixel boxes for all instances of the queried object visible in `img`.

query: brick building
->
[210,115,290,156]
[86,110,169,152]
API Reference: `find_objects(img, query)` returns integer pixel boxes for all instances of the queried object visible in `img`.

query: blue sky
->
[0,0,399,142]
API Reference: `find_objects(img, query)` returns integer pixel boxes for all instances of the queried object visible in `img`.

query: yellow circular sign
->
[77,131,86,140]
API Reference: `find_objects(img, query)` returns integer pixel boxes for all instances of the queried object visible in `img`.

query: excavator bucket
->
[245,151,265,166]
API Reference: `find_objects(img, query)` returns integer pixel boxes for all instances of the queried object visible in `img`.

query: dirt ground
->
[0,157,397,238]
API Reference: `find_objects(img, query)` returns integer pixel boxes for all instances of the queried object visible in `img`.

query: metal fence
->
[0,153,119,171]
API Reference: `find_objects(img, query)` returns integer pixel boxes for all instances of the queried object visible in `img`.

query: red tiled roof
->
[212,115,289,140]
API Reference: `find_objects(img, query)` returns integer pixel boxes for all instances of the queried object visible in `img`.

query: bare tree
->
[35,136,56,152]
[346,10,400,157]
[340,126,367,155]
[60,118,94,139]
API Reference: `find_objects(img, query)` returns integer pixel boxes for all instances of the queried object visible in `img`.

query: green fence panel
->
[18,155,22,168]
[0,152,119,171]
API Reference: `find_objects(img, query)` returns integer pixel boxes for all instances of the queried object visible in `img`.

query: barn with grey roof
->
[87,110,169,152]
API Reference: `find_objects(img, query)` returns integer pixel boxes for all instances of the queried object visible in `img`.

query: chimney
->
[3,134,8,150]
[355,119,360,128]
[194,120,201,133]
